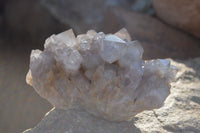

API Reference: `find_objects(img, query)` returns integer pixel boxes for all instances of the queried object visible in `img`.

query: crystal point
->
[27,28,177,122]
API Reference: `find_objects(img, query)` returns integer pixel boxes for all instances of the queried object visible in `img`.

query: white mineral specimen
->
[26,28,177,122]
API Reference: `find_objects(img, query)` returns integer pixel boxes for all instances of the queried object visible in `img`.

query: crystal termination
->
[26,28,177,121]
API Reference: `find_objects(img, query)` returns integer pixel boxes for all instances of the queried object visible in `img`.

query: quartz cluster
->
[26,28,177,121]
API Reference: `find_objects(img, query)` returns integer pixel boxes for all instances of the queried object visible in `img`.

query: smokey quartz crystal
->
[26,28,177,121]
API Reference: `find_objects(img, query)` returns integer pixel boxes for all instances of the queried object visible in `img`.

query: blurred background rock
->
[0,0,199,133]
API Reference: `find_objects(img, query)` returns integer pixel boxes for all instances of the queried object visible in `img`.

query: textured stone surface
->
[23,108,141,133]
[103,8,200,59]
[134,58,200,132]
[26,29,177,122]
[153,0,200,38]
[24,57,200,133]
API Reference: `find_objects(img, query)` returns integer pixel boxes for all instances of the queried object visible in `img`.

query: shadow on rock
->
[24,108,141,133]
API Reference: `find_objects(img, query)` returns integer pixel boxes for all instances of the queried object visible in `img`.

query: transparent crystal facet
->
[26,28,177,122]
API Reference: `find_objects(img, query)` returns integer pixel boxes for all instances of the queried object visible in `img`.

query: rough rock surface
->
[134,58,200,132]
[153,0,200,38]
[23,57,200,133]
[103,8,200,59]
[23,108,141,133]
